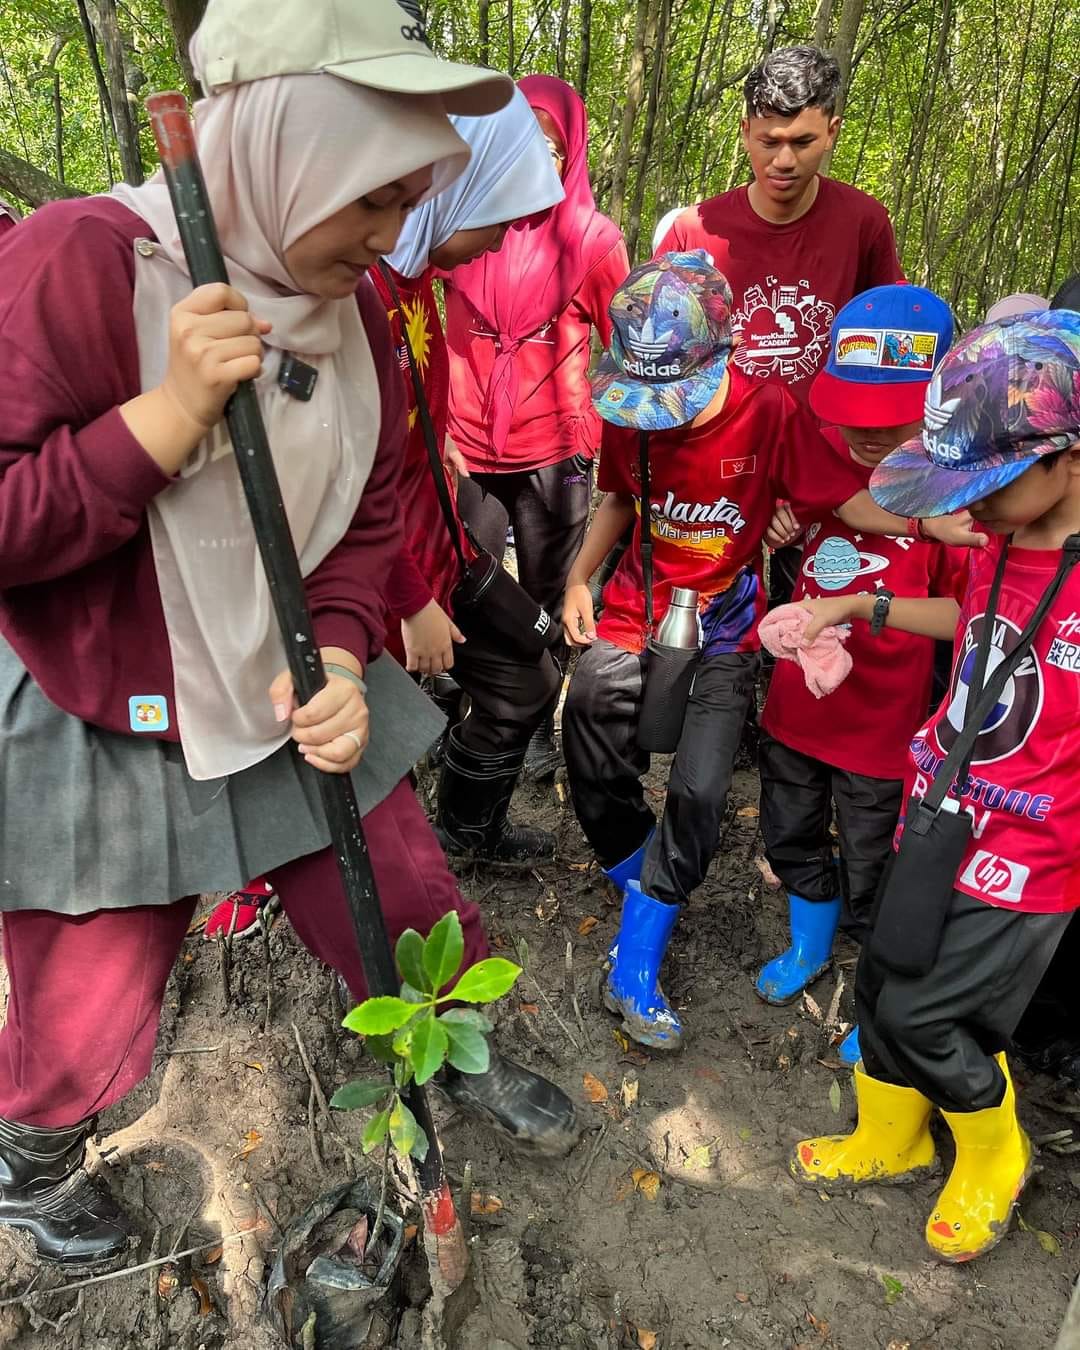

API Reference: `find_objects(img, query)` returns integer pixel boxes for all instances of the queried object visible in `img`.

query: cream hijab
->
[113,74,468,779]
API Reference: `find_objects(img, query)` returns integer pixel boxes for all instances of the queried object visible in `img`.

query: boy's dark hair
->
[744,45,841,120]
[1051,274,1080,312]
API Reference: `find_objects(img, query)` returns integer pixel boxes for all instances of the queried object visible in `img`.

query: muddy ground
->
[2,755,1079,1349]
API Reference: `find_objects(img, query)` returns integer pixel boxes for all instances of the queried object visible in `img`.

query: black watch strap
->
[870,589,895,637]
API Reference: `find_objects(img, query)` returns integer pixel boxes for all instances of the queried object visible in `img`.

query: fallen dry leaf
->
[632,1168,661,1201]
[583,1072,608,1103]
[237,1129,263,1160]
[182,951,195,965]
[191,1275,213,1317]
[612,1029,630,1053]
[684,1138,718,1171]
[244,1061,265,1073]
[520,1002,539,1015]
[577,915,600,935]
[754,856,782,889]
[620,1075,639,1109]
[145,1161,167,1174]
[204,1245,224,1266]
[777,1054,791,1070]
[636,1330,658,1350]
[567,861,589,871]
[346,1215,370,1259]
[555,780,567,804]
[470,1192,504,1215]
[803,992,824,1021]
[157,1266,180,1301]
[403,1224,419,1246]
[737,804,759,818]
[806,1311,830,1337]
[734,1291,750,1303]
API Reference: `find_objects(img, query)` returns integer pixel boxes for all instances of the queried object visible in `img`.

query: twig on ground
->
[0,1233,251,1307]
[291,1021,363,1172]
[565,939,589,1047]
[573,1123,609,1189]
[306,1082,328,1180]
[825,971,845,1033]
[291,1023,330,1118]
[217,931,231,1005]
[169,1200,202,1257]
[168,1045,222,1056]
[146,1226,161,1335]
[515,939,582,1053]
[262,919,274,1035]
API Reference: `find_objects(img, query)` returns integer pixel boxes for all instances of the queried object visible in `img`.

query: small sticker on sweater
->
[129,695,169,732]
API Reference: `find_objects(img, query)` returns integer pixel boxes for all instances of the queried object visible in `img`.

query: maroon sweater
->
[0,197,406,741]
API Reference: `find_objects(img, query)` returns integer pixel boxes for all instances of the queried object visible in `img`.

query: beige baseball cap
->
[193,0,512,116]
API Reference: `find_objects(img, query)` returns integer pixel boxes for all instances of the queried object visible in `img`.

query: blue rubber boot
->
[604,881,684,1051]
[602,830,655,895]
[755,895,842,1006]
[837,1026,861,1067]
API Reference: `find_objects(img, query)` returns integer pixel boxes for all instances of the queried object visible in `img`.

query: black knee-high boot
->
[0,1116,135,1267]
[435,730,555,864]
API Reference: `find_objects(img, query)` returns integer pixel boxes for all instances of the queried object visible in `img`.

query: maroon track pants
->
[0,779,487,1128]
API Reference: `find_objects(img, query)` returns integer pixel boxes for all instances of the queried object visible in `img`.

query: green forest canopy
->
[1,0,1077,329]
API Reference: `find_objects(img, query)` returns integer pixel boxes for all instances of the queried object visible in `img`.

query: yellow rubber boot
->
[791,1064,939,1189]
[925,1054,1034,1263]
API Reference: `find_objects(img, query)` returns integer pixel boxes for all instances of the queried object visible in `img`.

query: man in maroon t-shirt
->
[658,45,903,606]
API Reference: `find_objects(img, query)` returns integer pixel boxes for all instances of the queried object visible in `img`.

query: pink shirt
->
[0,197,406,740]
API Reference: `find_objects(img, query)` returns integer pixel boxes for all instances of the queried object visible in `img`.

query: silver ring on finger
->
[344,730,364,754]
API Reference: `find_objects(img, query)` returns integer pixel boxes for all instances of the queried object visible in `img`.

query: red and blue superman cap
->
[810,284,954,428]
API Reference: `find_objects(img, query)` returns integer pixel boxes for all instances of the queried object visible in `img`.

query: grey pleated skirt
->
[0,637,445,915]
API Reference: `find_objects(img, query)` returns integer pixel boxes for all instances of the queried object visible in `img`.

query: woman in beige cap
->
[0,0,576,1270]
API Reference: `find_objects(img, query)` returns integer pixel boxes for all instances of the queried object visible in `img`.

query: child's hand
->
[800,595,865,643]
[563,583,597,646]
[162,284,271,435]
[919,511,989,550]
[766,503,802,550]
[269,663,368,774]
[401,599,465,675]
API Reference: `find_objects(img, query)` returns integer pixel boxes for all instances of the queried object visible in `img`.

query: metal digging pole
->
[145,91,465,1281]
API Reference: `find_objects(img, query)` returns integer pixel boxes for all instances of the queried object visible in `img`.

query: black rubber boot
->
[427,673,463,768]
[0,1117,136,1268]
[435,731,555,865]
[523,713,560,782]
[439,1052,580,1155]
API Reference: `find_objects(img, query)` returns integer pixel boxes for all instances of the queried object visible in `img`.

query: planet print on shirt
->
[802,535,890,591]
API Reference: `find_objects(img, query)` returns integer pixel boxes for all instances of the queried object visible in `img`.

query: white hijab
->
[113,73,468,779]
[387,85,564,280]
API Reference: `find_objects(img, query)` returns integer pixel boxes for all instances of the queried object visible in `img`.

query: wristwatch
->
[870,589,895,637]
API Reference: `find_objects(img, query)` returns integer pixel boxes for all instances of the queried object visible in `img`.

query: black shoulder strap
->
[923,533,1080,814]
[378,261,468,574]
[638,431,655,636]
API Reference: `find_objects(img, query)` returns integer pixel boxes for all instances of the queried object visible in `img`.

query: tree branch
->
[0,148,85,209]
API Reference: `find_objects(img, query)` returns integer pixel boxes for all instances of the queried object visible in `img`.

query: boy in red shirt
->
[791,310,1080,1263]
[756,285,959,1030]
[560,253,982,1052]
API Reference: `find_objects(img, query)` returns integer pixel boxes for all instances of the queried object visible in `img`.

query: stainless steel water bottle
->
[655,587,701,649]
[638,589,702,754]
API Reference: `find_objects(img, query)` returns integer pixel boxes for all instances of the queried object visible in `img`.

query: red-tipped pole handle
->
[145,92,457,1231]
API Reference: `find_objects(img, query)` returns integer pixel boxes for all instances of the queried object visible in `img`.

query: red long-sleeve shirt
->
[0,197,406,741]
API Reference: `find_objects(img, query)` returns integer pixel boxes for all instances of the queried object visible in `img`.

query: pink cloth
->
[758,603,852,699]
[447,74,623,457]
